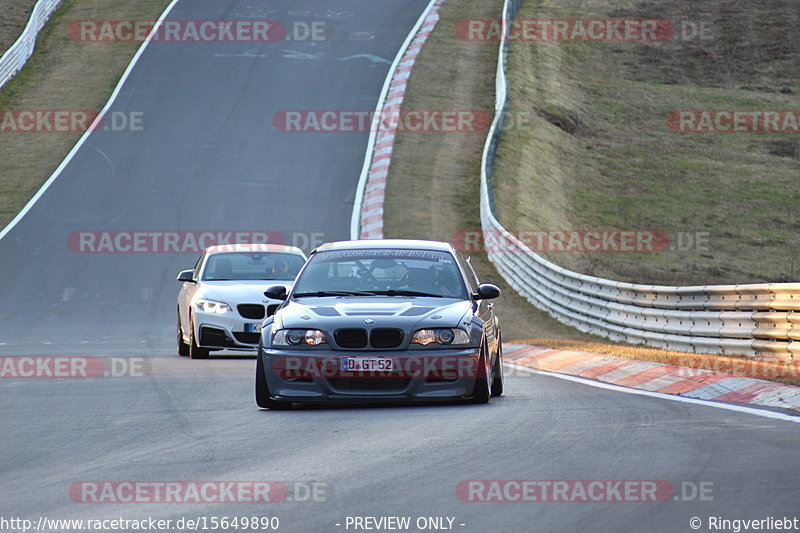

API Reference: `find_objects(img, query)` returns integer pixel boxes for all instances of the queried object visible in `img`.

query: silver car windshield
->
[202,252,304,281]
[293,249,468,298]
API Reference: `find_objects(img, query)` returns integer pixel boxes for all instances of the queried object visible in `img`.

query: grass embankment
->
[383,0,590,343]
[2,0,797,384]
[0,0,38,55]
[384,0,799,383]
[0,0,172,228]
[492,0,800,285]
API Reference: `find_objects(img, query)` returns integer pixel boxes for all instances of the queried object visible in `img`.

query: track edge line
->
[349,0,442,240]
[505,362,800,424]
[0,0,183,243]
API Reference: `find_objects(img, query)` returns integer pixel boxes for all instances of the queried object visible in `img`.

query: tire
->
[491,340,504,397]
[255,349,291,410]
[470,345,491,404]
[188,313,210,360]
[177,310,189,357]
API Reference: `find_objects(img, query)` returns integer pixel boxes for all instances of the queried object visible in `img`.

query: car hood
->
[275,297,474,331]
[197,280,293,304]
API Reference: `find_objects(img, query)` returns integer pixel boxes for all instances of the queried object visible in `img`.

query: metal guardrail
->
[480,0,799,360]
[0,0,62,90]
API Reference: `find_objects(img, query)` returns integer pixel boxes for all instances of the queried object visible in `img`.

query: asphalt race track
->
[0,1,798,532]
[0,0,429,355]
[2,365,799,533]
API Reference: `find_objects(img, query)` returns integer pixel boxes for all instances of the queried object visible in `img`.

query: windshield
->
[292,249,468,298]
[201,252,304,281]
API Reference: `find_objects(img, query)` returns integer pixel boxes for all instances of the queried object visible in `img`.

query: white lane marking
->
[0,0,183,242]
[349,0,442,239]
[282,50,322,60]
[93,147,116,179]
[337,54,390,64]
[213,52,270,58]
[506,363,800,424]
[348,31,375,41]
[61,287,75,302]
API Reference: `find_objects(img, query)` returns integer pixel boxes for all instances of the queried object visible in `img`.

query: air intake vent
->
[329,379,410,392]
[370,328,404,348]
[238,304,265,319]
[335,328,368,348]
[233,332,260,345]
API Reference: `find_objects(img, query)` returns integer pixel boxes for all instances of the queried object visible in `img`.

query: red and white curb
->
[505,344,800,414]
[359,0,445,239]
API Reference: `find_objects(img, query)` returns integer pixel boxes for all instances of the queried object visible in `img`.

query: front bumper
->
[195,311,267,350]
[260,348,483,403]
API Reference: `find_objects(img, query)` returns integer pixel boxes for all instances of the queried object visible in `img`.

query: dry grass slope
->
[492,0,800,285]
[0,0,39,54]
[383,0,800,380]
[2,0,797,382]
[383,0,597,342]
[0,0,172,228]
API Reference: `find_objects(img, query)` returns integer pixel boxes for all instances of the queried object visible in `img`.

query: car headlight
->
[273,329,328,347]
[411,328,470,346]
[195,299,231,314]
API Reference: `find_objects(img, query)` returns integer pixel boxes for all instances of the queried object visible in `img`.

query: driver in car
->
[270,259,291,278]
[431,266,462,296]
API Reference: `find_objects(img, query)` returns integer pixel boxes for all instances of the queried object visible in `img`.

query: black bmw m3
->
[255,239,503,409]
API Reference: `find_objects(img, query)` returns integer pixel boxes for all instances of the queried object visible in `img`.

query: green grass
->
[382,0,594,341]
[491,0,800,285]
[0,0,172,228]
[0,0,38,54]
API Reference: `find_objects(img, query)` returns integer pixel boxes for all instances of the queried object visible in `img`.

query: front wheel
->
[470,346,492,404]
[177,310,189,357]
[188,314,210,359]
[256,350,292,410]
[491,339,503,397]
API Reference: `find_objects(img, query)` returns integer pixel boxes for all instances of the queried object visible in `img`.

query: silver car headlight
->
[195,299,231,314]
[273,329,328,347]
[411,328,470,346]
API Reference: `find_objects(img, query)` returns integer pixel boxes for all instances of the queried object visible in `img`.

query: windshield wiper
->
[362,290,445,297]
[292,290,373,297]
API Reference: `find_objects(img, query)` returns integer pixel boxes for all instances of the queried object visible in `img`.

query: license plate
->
[244,323,262,333]
[341,357,394,372]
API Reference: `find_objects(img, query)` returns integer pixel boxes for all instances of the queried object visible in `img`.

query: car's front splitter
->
[260,348,484,402]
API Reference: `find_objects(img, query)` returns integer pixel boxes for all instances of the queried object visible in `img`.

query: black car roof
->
[312,239,455,254]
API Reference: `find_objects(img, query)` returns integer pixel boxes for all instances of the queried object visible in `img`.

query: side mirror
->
[474,283,500,300]
[264,285,288,300]
[177,270,195,283]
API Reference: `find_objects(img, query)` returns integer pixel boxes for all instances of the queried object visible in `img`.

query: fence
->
[0,0,62,90]
[479,0,799,360]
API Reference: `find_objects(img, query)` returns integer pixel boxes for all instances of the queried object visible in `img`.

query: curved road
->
[0,1,798,532]
[0,0,429,355]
